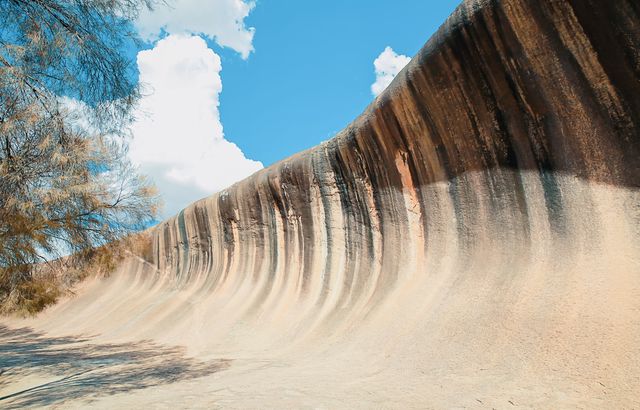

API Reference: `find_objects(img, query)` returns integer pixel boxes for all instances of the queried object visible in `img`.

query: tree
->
[0,0,159,309]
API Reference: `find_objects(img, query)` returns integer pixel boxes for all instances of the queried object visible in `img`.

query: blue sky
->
[217,0,460,165]
[127,0,460,218]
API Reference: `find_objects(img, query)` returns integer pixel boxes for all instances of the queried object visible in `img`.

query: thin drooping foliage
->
[0,0,160,312]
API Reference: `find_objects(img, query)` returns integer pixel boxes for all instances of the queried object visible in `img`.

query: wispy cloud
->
[136,0,256,59]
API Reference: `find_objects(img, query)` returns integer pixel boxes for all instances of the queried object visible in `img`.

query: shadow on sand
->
[0,325,229,408]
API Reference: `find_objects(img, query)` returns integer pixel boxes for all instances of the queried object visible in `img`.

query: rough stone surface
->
[2,0,640,408]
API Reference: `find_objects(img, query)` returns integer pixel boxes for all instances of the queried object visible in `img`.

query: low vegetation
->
[1,0,159,314]
[0,232,154,316]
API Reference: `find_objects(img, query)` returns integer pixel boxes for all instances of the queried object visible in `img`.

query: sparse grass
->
[1,274,62,316]
[0,231,154,316]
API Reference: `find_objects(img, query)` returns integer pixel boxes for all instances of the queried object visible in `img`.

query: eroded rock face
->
[152,0,639,317]
[4,0,639,407]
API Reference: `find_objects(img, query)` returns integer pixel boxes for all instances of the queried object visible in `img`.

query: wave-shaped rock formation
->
[3,0,639,407]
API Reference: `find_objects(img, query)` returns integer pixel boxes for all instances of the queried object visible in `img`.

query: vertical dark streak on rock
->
[327,143,357,310]
[176,212,187,282]
[314,147,336,310]
[217,192,236,287]
[294,158,314,295]
[250,184,266,283]
[568,0,640,187]
[246,175,282,313]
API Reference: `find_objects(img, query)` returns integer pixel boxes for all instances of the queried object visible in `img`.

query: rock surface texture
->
[2,0,640,408]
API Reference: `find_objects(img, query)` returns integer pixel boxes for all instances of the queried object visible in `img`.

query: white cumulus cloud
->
[136,0,255,59]
[129,34,263,218]
[371,46,411,97]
